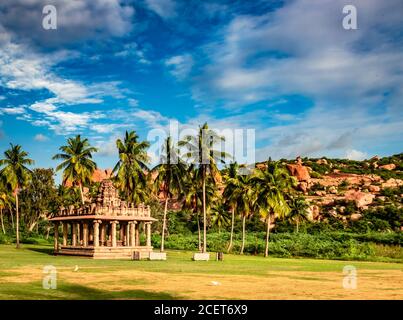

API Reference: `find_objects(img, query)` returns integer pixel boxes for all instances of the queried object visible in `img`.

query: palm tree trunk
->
[202,175,207,253]
[264,215,271,257]
[15,193,20,249]
[0,208,5,234]
[240,215,246,254]
[10,210,14,229]
[79,183,85,205]
[161,197,169,252]
[227,208,235,253]
[296,217,299,233]
[197,213,201,251]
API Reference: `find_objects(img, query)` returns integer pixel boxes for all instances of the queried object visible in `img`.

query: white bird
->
[210,281,221,286]
[73,265,79,272]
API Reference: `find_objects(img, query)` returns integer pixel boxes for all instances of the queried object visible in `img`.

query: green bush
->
[152,231,403,262]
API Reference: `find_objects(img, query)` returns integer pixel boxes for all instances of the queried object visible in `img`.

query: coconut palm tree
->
[113,131,150,205]
[0,144,34,248]
[53,135,97,204]
[179,123,229,253]
[182,167,216,251]
[0,182,13,234]
[222,162,240,252]
[152,136,187,252]
[253,161,296,257]
[235,174,255,254]
[288,196,309,233]
[209,203,231,234]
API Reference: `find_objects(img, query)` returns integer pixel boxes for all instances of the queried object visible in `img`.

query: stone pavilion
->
[50,179,157,259]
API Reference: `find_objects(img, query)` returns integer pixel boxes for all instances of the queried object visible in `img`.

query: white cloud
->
[345,149,368,161]
[145,0,177,19]
[34,133,49,142]
[165,54,194,80]
[115,43,151,65]
[0,106,25,114]
[128,98,139,107]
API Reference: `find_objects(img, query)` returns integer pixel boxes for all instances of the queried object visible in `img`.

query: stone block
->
[192,253,210,261]
[149,252,167,260]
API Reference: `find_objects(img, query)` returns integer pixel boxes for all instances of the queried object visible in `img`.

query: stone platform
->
[57,245,153,260]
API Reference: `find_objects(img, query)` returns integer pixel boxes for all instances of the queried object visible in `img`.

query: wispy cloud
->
[0,106,26,115]
[165,54,194,80]
[145,0,177,19]
[34,133,49,142]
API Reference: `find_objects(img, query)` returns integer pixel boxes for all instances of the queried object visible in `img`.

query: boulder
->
[345,190,375,208]
[307,205,320,221]
[368,185,380,193]
[286,163,311,182]
[92,168,113,182]
[328,186,338,194]
[382,178,403,189]
[316,159,328,165]
[299,181,309,194]
[379,163,396,171]
[350,214,362,221]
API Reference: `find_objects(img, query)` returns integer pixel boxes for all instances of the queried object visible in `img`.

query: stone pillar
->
[111,221,117,247]
[100,223,106,246]
[54,222,59,252]
[129,222,135,247]
[77,223,81,245]
[125,223,130,246]
[72,222,77,246]
[62,222,68,246]
[93,220,100,247]
[135,222,140,246]
[83,223,89,247]
[119,224,124,244]
[89,224,93,244]
[146,222,151,247]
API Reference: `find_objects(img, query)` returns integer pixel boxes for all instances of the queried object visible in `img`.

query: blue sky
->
[0,0,402,181]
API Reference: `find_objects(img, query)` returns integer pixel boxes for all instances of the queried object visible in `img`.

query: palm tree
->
[288,196,309,233]
[53,135,97,204]
[152,136,186,252]
[182,168,216,251]
[222,162,240,252]
[253,161,296,257]
[210,203,231,234]
[179,123,229,253]
[0,144,34,248]
[235,174,255,254]
[113,131,150,205]
[0,183,13,234]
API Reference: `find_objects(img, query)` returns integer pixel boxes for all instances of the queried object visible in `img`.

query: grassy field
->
[0,244,402,300]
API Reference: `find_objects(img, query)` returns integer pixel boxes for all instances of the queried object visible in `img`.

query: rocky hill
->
[274,153,403,225]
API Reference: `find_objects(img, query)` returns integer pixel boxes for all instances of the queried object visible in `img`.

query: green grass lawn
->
[0,244,402,300]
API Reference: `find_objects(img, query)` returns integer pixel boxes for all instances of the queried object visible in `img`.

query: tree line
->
[0,123,310,257]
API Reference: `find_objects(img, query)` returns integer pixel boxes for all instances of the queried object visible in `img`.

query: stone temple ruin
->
[50,179,157,259]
